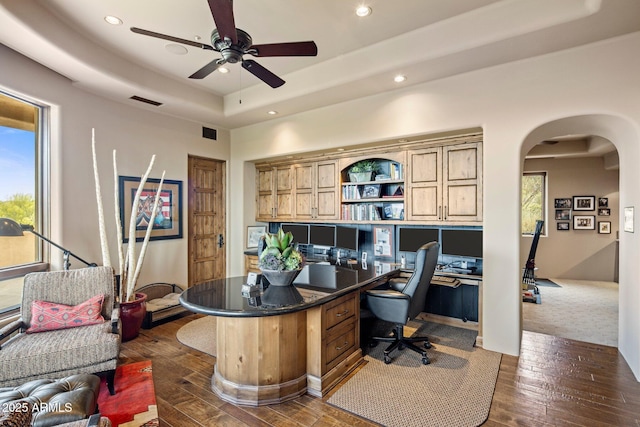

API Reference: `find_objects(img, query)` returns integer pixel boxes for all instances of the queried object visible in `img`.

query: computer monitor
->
[398,227,439,252]
[309,224,336,248]
[335,225,358,251]
[441,229,483,258]
[281,223,309,245]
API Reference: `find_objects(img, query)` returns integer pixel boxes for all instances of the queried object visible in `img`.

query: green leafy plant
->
[349,160,380,174]
[259,228,304,271]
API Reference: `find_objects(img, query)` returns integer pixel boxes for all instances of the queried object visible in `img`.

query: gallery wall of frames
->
[554,195,611,234]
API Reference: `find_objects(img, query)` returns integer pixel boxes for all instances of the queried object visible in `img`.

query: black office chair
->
[365,241,440,365]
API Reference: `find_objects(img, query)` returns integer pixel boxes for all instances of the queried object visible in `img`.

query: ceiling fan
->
[131,0,318,88]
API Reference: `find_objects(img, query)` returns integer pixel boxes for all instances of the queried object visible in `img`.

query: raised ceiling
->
[1,0,639,130]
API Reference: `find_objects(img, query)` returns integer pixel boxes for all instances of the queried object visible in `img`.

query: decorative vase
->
[349,171,374,183]
[120,292,147,342]
[260,268,302,287]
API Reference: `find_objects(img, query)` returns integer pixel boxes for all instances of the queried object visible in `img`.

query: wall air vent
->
[202,127,217,140]
[129,96,162,106]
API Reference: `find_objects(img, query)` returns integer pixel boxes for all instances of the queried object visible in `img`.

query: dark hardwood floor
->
[119,314,640,426]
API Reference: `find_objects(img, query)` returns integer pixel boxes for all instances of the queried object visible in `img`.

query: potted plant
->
[348,160,380,182]
[258,228,304,286]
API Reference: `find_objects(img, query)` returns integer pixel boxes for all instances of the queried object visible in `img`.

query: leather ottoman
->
[0,374,100,427]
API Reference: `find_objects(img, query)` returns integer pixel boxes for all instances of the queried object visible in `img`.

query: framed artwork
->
[573,215,595,230]
[598,221,611,234]
[554,198,572,209]
[624,207,634,232]
[598,208,610,216]
[247,225,267,248]
[119,176,183,242]
[362,184,381,199]
[555,209,571,221]
[557,222,570,231]
[598,197,609,208]
[572,195,595,211]
[373,226,393,257]
[382,203,404,220]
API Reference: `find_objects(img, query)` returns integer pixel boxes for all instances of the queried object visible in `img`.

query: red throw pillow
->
[26,294,105,333]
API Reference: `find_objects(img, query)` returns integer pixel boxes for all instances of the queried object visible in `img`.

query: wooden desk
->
[180,263,392,406]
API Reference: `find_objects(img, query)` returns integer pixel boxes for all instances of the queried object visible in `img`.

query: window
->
[522,172,546,235]
[0,91,47,313]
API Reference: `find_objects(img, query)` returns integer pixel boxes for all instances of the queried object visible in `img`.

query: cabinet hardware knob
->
[336,309,349,317]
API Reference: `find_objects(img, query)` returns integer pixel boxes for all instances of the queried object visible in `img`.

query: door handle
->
[217,234,224,248]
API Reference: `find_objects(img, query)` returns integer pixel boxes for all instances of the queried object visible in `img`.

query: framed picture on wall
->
[554,198,572,209]
[598,197,609,208]
[573,215,595,230]
[598,208,611,216]
[624,207,634,232]
[555,209,571,220]
[557,222,570,231]
[247,225,267,248]
[572,195,595,211]
[598,221,611,234]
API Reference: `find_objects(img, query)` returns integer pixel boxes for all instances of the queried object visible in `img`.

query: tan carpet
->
[328,321,501,427]
[176,316,216,356]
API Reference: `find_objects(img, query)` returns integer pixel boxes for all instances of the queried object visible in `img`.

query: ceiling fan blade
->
[208,0,237,44]
[131,27,214,50]
[250,41,318,57]
[242,60,285,88]
[189,60,224,79]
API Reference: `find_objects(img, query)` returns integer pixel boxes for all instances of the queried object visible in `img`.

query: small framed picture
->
[362,184,381,199]
[373,226,393,257]
[557,222,570,231]
[573,215,595,230]
[555,209,571,220]
[573,196,595,211]
[598,221,611,234]
[247,225,267,248]
[598,208,610,216]
[624,207,634,232]
[598,197,609,208]
[554,198,572,209]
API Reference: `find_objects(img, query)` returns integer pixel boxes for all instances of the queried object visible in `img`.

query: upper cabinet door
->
[442,142,482,222]
[406,147,442,221]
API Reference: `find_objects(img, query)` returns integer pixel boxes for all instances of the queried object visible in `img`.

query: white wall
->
[0,44,231,288]
[522,156,619,281]
[230,33,640,378]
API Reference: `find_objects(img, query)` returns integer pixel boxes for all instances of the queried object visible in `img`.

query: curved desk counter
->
[180,262,393,406]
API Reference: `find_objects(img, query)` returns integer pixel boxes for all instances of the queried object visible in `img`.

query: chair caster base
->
[384,355,392,364]
[422,357,430,365]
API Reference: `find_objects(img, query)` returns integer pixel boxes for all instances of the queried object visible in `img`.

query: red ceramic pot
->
[120,292,147,342]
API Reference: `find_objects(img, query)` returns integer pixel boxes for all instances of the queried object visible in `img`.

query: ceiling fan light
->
[267,110,278,115]
[356,6,372,17]
[394,74,407,83]
[218,67,230,74]
[104,15,122,25]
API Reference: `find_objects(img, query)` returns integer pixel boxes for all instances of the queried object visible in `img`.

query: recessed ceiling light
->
[194,35,202,41]
[267,110,278,115]
[337,148,345,152]
[356,6,372,17]
[218,67,229,74]
[394,74,407,83]
[165,44,188,55]
[104,15,122,25]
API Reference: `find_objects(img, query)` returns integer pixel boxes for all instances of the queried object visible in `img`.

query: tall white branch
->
[113,150,124,279]
[92,129,111,267]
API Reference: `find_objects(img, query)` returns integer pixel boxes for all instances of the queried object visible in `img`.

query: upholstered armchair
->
[0,267,120,394]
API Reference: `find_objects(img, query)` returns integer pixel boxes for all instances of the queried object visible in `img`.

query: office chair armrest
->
[365,290,410,325]
[0,319,25,350]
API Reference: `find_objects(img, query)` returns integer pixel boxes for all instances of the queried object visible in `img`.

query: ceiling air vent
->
[129,95,162,106]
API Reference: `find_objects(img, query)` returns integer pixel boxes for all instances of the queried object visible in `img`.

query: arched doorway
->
[518,114,640,379]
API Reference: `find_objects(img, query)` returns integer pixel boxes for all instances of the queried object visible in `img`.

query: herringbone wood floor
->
[119,314,640,426]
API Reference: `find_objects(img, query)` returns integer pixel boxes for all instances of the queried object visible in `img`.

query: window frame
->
[521,171,547,236]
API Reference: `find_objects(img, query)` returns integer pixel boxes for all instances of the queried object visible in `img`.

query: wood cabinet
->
[256,165,294,221]
[406,142,482,222]
[293,160,339,220]
[244,254,260,275]
[306,292,361,397]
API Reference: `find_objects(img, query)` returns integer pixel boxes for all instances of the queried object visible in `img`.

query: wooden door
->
[188,156,226,287]
[293,163,314,219]
[256,167,274,221]
[275,165,294,219]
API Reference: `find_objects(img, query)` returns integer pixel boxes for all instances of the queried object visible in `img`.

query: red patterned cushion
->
[26,294,105,333]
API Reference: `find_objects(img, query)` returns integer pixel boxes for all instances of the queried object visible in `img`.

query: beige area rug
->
[176,316,217,356]
[328,321,501,427]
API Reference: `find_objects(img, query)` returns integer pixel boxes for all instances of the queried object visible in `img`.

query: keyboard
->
[431,275,461,287]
